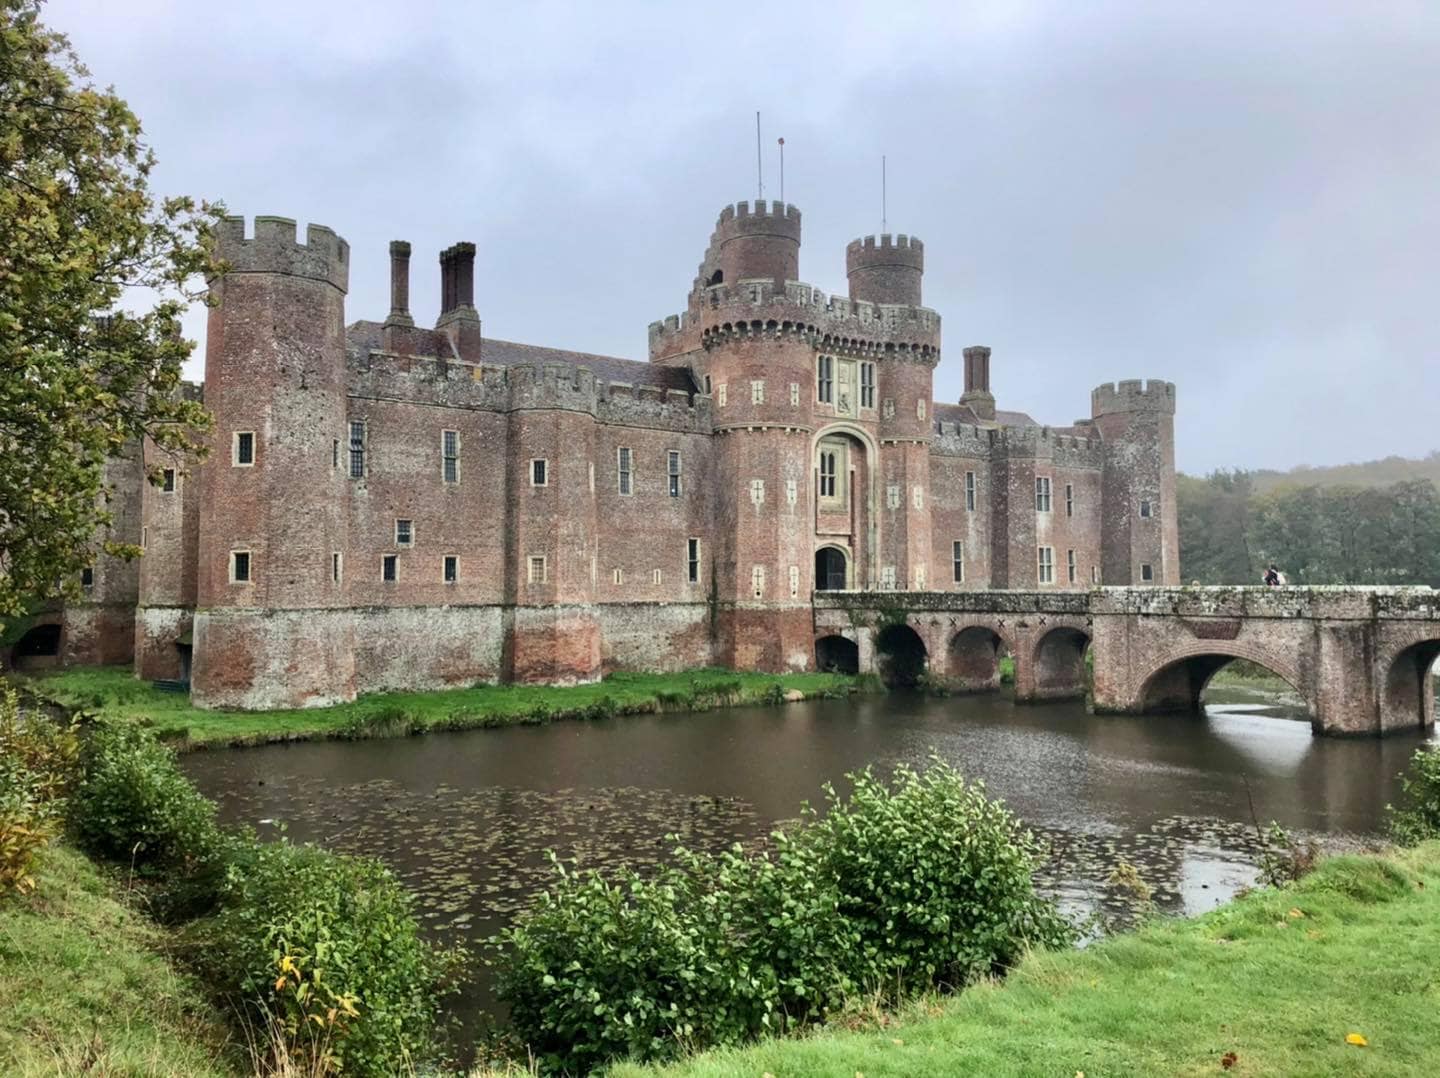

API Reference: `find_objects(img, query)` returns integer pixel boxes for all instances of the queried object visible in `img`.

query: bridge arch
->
[7,621,63,672]
[1379,637,1440,732]
[1030,626,1092,701]
[875,622,928,688]
[945,624,1011,692]
[1135,641,1306,717]
[815,633,859,675]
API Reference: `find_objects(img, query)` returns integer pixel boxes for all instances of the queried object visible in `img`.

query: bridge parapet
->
[813,590,1091,617]
[1089,585,1439,621]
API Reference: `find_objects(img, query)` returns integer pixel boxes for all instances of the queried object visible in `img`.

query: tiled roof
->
[933,402,1039,429]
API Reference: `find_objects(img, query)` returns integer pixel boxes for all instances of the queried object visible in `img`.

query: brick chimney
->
[961,345,996,421]
[437,242,481,362]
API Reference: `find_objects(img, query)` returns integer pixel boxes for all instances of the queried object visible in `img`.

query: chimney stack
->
[437,241,481,362]
[961,345,996,421]
[386,240,413,326]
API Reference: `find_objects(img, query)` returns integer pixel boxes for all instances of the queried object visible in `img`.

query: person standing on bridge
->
[1263,564,1282,587]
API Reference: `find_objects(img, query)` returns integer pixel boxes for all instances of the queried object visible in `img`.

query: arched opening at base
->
[1382,640,1440,731]
[1140,654,1303,718]
[9,623,62,671]
[815,634,859,675]
[875,623,928,689]
[947,627,1004,692]
[814,546,849,592]
[1032,627,1091,701]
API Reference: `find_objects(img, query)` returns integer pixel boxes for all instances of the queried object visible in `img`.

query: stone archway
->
[1030,627,1091,701]
[9,623,62,672]
[875,623,928,688]
[815,634,859,674]
[946,626,1005,692]
[1136,644,1306,718]
[1380,638,1440,732]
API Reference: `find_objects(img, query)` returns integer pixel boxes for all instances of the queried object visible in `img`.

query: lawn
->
[20,665,864,749]
[614,843,1440,1078]
[0,845,236,1076]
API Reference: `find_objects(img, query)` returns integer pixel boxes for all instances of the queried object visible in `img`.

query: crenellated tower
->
[192,216,357,708]
[846,234,923,307]
[1091,379,1179,585]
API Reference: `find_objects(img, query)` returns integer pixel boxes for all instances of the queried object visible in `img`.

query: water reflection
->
[183,691,1432,1027]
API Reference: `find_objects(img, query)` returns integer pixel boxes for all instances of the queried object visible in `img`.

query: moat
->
[183,688,1433,1030]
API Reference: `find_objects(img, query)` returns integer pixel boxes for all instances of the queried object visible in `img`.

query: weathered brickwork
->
[19,199,1185,708]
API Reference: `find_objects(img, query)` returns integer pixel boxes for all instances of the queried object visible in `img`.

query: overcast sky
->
[47,0,1440,474]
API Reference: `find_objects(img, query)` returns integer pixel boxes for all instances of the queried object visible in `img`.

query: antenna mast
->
[778,137,785,203]
[756,111,763,200]
[882,155,887,233]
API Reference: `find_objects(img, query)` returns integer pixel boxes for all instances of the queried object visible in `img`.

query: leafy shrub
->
[0,686,79,897]
[799,762,1073,993]
[69,719,219,872]
[1256,821,1319,887]
[196,839,453,1077]
[1387,745,1440,845]
[496,758,1070,1072]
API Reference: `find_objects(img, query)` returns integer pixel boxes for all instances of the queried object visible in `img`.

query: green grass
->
[0,845,236,1077]
[21,666,864,749]
[614,843,1440,1078]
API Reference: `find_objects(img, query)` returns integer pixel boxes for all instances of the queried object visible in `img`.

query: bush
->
[69,719,219,872]
[1388,745,1440,845]
[495,758,1070,1073]
[196,839,453,1077]
[0,686,79,897]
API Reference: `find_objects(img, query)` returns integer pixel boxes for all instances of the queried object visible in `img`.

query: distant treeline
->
[1178,472,1440,587]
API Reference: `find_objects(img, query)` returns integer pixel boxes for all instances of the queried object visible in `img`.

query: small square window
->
[81,566,94,589]
[527,555,547,584]
[1139,499,1153,518]
[530,459,548,486]
[231,550,252,583]
[382,554,398,582]
[233,431,255,466]
[162,468,176,493]
[444,555,458,583]
[1141,563,1155,582]
[395,519,413,547]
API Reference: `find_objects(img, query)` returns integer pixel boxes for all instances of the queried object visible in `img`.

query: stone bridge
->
[812,586,1440,737]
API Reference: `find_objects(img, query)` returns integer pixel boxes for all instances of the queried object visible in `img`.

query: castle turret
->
[697,200,801,289]
[1091,379,1179,586]
[846,234,923,307]
[192,215,356,708]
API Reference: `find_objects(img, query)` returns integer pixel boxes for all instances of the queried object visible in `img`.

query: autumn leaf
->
[1345,1032,1369,1047]
[1221,1051,1238,1069]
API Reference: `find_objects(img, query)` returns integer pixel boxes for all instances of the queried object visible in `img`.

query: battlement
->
[846,233,924,271]
[215,215,350,293]
[990,423,1104,466]
[714,199,802,236]
[1090,379,1176,417]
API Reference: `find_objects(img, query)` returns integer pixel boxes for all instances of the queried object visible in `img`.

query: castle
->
[10,199,1178,708]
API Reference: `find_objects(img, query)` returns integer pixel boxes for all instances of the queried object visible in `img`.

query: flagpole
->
[756,112,763,200]
[882,155,887,233]
[778,137,785,203]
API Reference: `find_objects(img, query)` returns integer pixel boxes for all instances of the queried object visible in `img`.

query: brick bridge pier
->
[812,587,1440,737]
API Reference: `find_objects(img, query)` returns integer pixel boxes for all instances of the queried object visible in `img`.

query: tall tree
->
[0,0,216,623]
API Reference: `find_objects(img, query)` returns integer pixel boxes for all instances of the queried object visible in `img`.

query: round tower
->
[192,215,356,709]
[846,233,923,306]
[698,200,801,288]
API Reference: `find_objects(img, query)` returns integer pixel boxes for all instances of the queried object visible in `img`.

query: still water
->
[183,687,1432,1026]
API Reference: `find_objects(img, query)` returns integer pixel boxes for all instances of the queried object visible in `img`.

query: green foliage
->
[1255,822,1318,888]
[69,720,219,872]
[196,839,453,1078]
[0,685,78,896]
[1178,470,1440,586]
[1387,746,1440,846]
[0,1,221,626]
[495,759,1070,1073]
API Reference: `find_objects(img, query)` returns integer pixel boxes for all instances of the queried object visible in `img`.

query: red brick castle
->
[21,199,1179,708]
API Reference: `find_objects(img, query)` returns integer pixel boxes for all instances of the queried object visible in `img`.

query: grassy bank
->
[20,666,865,749]
[0,845,235,1076]
[614,842,1440,1078]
